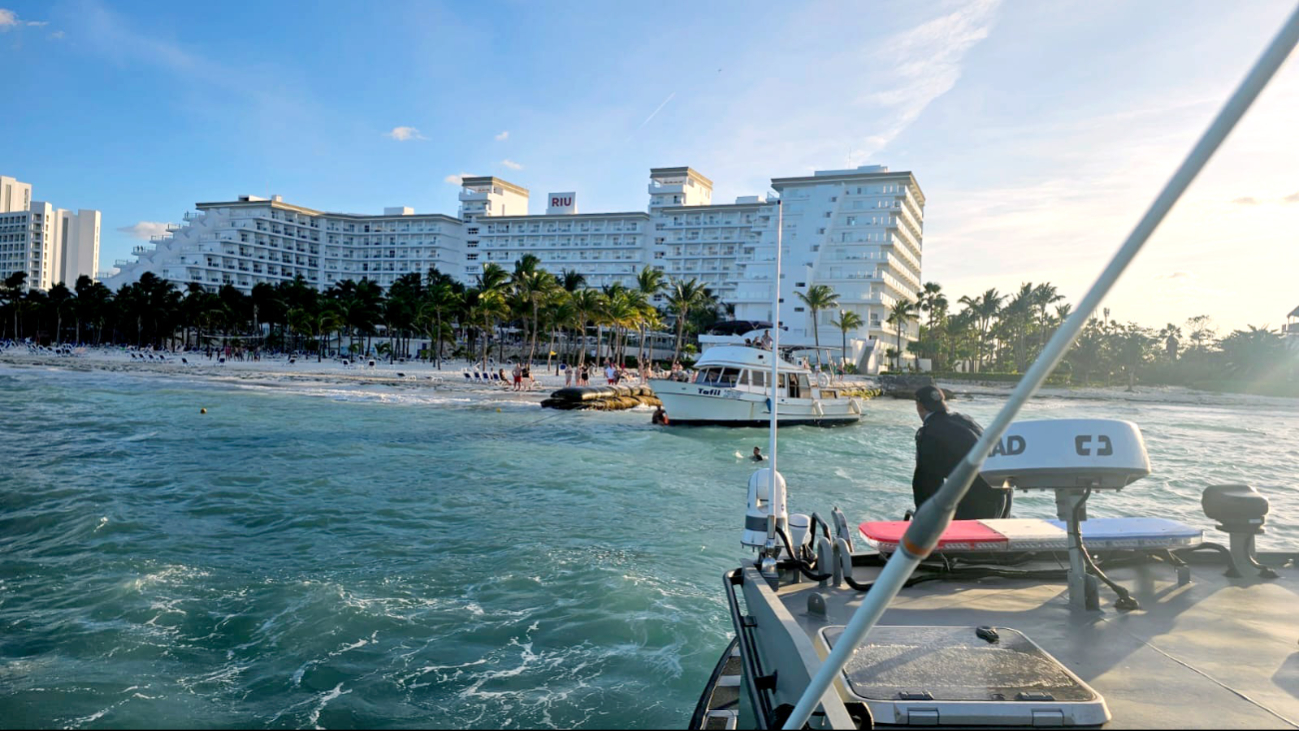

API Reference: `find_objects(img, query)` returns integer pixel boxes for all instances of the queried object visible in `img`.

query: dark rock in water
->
[545,385,659,411]
[877,374,955,400]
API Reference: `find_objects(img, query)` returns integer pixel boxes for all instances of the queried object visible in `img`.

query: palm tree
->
[45,282,73,344]
[634,266,666,366]
[917,281,947,329]
[77,280,113,344]
[289,301,339,362]
[885,298,918,371]
[1157,323,1183,361]
[560,269,586,294]
[72,275,95,343]
[1003,283,1036,371]
[795,284,839,370]
[666,278,707,362]
[514,260,558,367]
[831,309,865,373]
[958,288,1003,372]
[472,288,509,369]
[568,288,604,369]
[1,271,26,340]
[1031,282,1064,351]
[420,282,461,369]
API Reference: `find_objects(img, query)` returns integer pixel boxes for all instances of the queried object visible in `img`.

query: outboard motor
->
[742,468,787,551]
[1202,484,1276,579]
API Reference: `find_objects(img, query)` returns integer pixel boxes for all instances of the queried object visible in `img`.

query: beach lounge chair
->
[463,372,471,380]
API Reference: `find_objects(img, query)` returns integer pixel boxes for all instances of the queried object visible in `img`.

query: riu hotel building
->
[106,164,924,362]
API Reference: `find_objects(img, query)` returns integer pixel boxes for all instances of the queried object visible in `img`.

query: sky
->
[2,0,1297,333]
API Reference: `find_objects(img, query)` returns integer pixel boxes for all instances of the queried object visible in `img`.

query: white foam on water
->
[120,431,158,442]
[306,683,351,730]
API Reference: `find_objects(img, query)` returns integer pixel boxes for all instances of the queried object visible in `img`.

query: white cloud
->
[443,172,474,185]
[0,9,51,31]
[117,221,174,241]
[49,30,64,40]
[856,0,1001,158]
[501,159,523,171]
[1283,191,1299,204]
[1232,196,1260,205]
[495,130,509,141]
[385,126,427,142]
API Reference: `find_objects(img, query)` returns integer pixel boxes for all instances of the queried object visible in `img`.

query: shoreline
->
[3,349,1297,412]
[0,349,568,405]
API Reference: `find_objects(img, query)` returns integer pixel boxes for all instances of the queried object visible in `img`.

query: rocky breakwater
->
[877,374,954,400]
[541,384,663,411]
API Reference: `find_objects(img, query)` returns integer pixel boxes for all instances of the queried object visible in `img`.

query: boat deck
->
[752,551,1299,728]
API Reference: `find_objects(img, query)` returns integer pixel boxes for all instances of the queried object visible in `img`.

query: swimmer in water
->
[752,446,764,462]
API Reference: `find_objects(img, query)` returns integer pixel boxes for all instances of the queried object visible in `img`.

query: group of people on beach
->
[503,363,534,391]
[560,359,675,388]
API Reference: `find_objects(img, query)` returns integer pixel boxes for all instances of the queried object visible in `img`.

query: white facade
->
[56,208,101,285]
[0,175,102,290]
[106,195,464,292]
[732,165,925,364]
[476,211,650,290]
[1,176,33,214]
[105,165,924,361]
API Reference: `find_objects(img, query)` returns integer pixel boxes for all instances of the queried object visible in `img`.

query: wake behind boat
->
[649,346,867,427]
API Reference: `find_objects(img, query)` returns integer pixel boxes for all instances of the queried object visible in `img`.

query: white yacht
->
[649,345,865,427]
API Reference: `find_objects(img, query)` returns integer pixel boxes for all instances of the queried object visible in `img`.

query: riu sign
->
[547,192,577,214]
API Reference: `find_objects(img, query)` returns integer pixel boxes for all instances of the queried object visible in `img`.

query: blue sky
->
[3,0,1297,332]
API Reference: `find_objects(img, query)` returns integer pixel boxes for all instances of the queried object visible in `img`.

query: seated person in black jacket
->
[912,386,1011,520]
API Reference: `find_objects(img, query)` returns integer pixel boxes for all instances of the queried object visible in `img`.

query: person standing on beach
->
[512,363,523,391]
[564,364,573,387]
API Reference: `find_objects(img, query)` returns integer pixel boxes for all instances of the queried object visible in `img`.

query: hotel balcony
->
[648,181,686,195]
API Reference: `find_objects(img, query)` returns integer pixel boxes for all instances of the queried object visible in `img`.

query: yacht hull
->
[651,379,862,427]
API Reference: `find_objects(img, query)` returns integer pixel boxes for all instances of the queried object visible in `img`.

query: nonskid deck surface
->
[770,554,1299,728]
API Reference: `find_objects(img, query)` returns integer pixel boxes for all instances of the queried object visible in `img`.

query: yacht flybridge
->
[689,9,1299,728]
[649,346,866,426]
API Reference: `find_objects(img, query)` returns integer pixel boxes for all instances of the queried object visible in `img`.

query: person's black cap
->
[915,385,947,413]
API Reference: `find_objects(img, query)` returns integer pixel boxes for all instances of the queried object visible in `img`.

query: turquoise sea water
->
[2,364,1297,729]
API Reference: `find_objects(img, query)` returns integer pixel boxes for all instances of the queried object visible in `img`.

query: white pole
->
[767,198,784,544]
[783,6,1299,728]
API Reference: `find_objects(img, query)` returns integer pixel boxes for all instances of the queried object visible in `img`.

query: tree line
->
[899,281,1295,392]
[0,258,724,370]
[3,267,1292,391]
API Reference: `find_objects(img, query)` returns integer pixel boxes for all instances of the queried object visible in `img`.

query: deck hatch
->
[819,625,1110,726]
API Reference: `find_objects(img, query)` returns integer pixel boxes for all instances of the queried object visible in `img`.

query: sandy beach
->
[4,345,1296,412]
[0,346,573,404]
